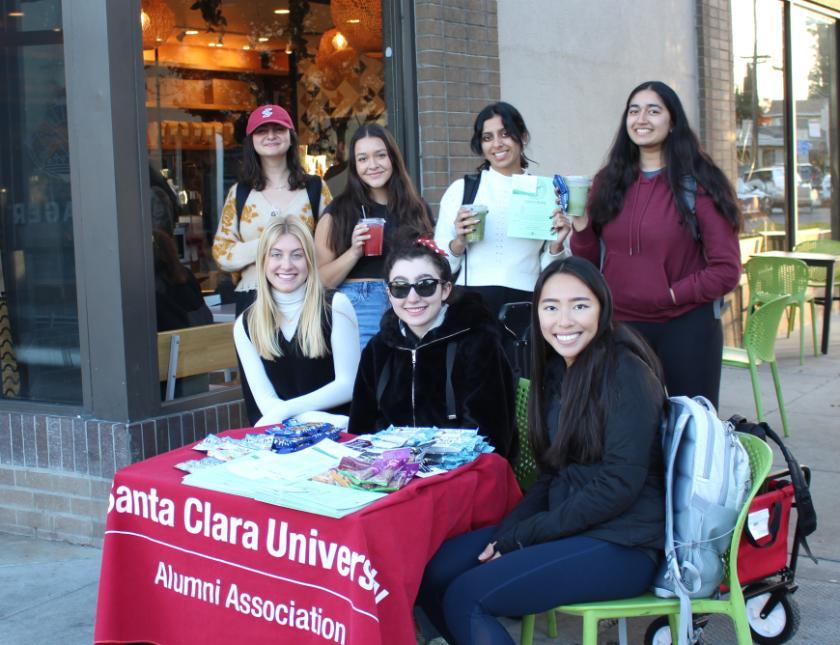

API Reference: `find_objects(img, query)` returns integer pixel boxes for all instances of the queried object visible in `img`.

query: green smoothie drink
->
[565,176,592,217]
[464,204,488,242]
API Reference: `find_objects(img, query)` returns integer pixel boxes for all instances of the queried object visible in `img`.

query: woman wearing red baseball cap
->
[213,104,332,314]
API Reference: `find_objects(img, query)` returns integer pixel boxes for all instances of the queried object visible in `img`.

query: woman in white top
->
[233,216,360,427]
[434,102,572,317]
[213,104,331,314]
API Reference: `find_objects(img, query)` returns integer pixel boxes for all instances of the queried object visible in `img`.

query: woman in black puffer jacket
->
[347,233,517,460]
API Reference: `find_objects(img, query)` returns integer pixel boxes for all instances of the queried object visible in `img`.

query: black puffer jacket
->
[348,293,517,459]
[492,349,665,553]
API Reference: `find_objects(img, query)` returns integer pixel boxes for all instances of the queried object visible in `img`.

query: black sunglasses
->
[387,278,444,298]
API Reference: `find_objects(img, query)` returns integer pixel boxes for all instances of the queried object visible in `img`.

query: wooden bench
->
[157,322,237,400]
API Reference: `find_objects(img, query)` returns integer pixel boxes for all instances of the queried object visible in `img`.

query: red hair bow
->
[416,236,448,257]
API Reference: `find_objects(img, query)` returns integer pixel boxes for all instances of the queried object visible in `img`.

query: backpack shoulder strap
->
[235,182,251,237]
[461,173,481,205]
[305,175,323,220]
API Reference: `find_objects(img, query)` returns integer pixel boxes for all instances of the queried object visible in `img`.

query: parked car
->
[736,178,770,218]
[743,165,818,211]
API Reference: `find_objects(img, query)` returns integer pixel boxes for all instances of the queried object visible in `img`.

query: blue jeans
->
[417,526,658,645]
[338,280,390,351]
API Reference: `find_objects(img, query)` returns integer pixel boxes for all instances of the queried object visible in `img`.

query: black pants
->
[626,302,723,409]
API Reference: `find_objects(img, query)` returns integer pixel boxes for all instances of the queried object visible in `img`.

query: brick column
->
[414,0,501,209]
[696,0,738,183]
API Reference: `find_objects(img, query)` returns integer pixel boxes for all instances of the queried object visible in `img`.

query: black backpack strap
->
[235,182,251,238]
[445,341,458,420]
[462,173,481,206]
[305,175,323,220]
[375,355,392,409]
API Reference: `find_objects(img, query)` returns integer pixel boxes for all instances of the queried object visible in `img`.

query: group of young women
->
[211,80,742,644]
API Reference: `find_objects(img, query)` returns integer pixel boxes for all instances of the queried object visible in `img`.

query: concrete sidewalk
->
[2,313,839,645]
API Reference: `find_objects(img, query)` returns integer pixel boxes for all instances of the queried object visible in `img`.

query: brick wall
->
[696,0,738,183]
[0,400,245,546]
[415,0,501,208]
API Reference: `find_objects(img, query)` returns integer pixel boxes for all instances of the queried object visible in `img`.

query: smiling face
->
[353,135,393,198]
[479,114,524,176]
[251,123,291,159]
[387,257,452,338]
[264,233,309,293]
[625,88,672,154]
[538,272,601,367]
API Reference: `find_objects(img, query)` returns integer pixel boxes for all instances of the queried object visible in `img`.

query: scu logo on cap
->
[261,107,273,117]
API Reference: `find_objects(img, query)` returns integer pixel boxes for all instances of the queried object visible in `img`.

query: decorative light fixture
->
[330,0,381,54]
[140,0,175,50]
[274,8,290,15]
[8,11,24,18]
[185,29,199,35]
[258,36,270,43]
[316,28,357,91]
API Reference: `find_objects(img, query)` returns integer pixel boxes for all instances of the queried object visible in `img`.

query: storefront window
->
[732,0,787,245]
[0,0,82,405]
[141,0,386,401]
[791,4,835,243]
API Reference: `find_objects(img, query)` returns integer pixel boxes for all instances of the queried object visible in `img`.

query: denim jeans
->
[338,280,390,351]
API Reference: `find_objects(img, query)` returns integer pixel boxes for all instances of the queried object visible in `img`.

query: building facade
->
[1,0,838,544]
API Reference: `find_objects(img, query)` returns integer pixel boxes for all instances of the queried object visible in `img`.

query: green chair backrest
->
[793,239,840,282]
[743,295,790,363]
[723,433,773,588]
[512,378,538,490]
[745,256,810,302]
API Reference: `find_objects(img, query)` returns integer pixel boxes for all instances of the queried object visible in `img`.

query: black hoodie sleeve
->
[457,332,517,459]
[347,342,380,435]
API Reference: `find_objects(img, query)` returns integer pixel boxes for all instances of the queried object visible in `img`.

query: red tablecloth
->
[94,428,521,644]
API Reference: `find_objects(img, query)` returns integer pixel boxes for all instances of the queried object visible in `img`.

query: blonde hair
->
[246,216,328,359]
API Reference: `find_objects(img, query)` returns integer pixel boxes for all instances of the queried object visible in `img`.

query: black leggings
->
[625,302,723,408]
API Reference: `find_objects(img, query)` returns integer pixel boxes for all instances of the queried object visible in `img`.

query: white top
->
[233,287,360,427]
[434,168,569,292]
[212,181,332,292]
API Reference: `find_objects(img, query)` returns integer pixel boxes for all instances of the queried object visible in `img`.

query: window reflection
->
[733,0,787,244]
[791,5,835,244]
[0,0,82,404]
[142,0,386,401]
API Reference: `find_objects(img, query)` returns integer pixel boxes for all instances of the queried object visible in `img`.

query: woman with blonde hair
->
[233,216,360,427]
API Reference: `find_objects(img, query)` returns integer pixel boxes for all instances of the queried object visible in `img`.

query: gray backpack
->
[652,396,752,645]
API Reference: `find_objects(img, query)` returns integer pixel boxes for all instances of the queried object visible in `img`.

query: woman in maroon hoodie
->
[570,81,741,408]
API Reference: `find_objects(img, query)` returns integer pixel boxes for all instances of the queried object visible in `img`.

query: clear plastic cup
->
[362,217,386,256]
[565,176,592,217]
[464,204,489,243]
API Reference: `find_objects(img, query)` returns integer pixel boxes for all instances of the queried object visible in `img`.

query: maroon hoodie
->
[571,172,741,322]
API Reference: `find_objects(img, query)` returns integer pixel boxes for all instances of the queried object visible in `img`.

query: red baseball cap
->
[246,105,295,135]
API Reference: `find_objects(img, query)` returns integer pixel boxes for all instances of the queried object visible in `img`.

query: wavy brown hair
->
[325,124,432,255]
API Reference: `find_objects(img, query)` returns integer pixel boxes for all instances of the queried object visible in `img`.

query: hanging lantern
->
[140,0,175,50]
[330,0,382,54]
[316,28,358,91]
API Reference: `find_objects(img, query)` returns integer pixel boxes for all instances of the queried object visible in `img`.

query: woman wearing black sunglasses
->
[347,233,517,459]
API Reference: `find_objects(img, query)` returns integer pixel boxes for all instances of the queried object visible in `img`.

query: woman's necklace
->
[261,176,291,217]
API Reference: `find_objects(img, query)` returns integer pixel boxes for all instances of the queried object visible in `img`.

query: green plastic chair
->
[793,238,840,307]
[511,378,538,491]
[744,256,817,365]
[722,295,792,437]
[519,433,773,645]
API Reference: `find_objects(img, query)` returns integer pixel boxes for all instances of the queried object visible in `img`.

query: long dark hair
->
[588,80,741,235]
[326,124,432,255]
[528,257,663,470]
[238,129,307,192]
[470,101,533,172]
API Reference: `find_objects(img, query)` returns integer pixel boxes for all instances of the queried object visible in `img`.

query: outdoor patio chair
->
[793,238,840,309]
[511,378,538,491]
[722,295,792,437]
[744,256,817,365]
[519,433,773,645]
